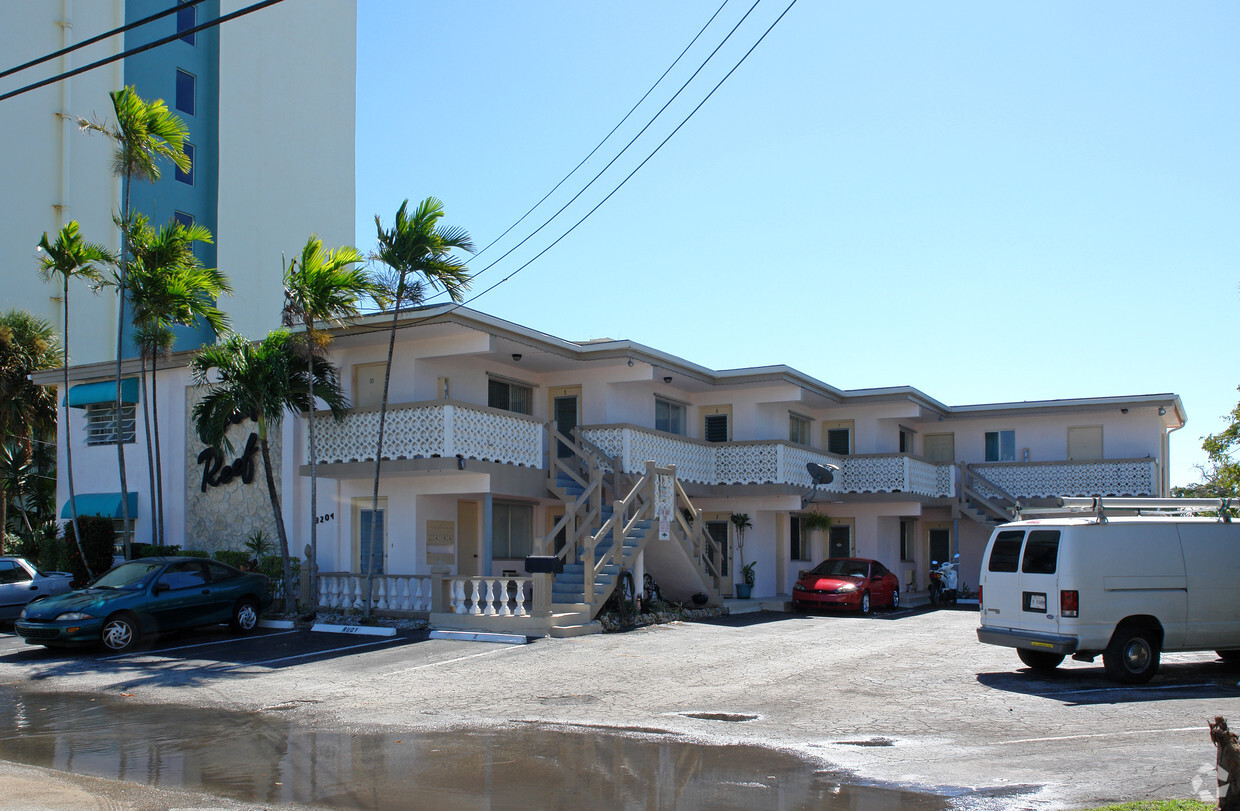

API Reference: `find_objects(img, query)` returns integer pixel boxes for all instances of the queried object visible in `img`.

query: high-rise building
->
[1,0,357,364]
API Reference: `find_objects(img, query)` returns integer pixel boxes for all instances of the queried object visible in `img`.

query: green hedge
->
[213,549,251,569]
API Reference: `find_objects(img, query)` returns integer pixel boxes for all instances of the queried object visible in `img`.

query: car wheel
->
[230,597,260,633]
[1018,648,1065,672]
[101,613,139,653]
[860,592,871,615]
[1103,624,1160,684]
[890,588,899,610]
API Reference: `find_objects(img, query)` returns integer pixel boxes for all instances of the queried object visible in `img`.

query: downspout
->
[1164,413,1185,497]
[57,0,72,230]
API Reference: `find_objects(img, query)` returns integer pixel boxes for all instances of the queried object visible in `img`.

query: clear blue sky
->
[354,1,1239,488]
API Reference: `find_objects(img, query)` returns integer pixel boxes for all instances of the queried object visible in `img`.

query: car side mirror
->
[152,581,169,595]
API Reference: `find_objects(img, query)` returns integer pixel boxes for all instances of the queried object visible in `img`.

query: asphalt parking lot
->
[2,608,1238,809]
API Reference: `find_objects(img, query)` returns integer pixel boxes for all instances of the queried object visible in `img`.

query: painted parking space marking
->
[387,645,524,677]
[995,726,1202,746]
[226,636,405,668]
[100,629,300,661]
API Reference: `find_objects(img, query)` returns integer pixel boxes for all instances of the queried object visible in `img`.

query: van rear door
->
[981,528,1026,628]
[1018,529,1063,639]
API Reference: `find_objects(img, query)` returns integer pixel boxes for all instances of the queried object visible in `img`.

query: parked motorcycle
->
[928,554,960,606]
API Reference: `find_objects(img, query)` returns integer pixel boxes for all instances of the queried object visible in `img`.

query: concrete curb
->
[430,630,528,645]
[311,623,397,637]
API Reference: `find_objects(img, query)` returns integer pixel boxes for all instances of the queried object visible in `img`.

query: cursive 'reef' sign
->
[197,408,260,492]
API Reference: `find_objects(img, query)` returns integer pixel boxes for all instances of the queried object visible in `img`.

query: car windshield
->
[90,561,164,590]
[809,559,869,578]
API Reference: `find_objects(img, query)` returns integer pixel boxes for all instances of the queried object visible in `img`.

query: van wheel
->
[1018,648,1064,672]
[1103,625,1160,684]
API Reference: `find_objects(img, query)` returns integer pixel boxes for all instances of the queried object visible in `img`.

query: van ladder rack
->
[1015,496,1237,523]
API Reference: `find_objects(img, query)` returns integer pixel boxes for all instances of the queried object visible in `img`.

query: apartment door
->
[1067,426,1103,460]
[550,386,581,459]
[927,525,952,567]
[353,497,386,574]
[703,513,731,596]
[458,500,480,576]
[354,362,387,410]
[828,523,853,558]
[923,433,955,464]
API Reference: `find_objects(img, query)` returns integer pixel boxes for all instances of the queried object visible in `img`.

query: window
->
[823,421,853,455]
[655,397,685,435]
[156,561,208,591]
[1021,530,1061,574]
[175,142,194,185]
[790,413,811,445]
[0,561,27,584]
[175,69,195,115]
[85,402,136,445]
[488,378,531,415]
[492,501,533,559]
[790,516,809,561]
[205,561,241,581]
[987,530,1024,572]
[701,405,731,443]
[899,427,914,454]
[984,430,1015,462]
[900,520,914,562]
[177,1,196,44]
[172,210,193,228]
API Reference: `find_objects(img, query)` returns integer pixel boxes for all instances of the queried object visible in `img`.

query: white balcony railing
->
[581,426,956,497]
[311,400,543,468]
[971,459,1159,499]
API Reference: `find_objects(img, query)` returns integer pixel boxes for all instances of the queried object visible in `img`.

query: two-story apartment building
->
[39,305,1185,635]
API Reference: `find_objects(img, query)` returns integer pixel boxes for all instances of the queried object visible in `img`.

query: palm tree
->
[365,198,473,614]
[191,330,348,611]
[281,235,370,604]
[79,86,190,558]
[36,221,113,574]
[0,310,62,539]
[126,214,230,546]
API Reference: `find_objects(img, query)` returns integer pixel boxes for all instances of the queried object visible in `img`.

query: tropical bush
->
[63,516,117,585]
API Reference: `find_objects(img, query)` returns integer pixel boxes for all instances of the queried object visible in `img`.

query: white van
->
[976,497,1240,683]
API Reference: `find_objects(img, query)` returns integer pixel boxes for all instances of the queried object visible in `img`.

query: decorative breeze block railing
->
[312,402,542,468]
[972,460,1159,499]
[317,573,433,613]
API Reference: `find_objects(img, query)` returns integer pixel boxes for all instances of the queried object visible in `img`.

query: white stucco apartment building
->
[34,305,1186,636]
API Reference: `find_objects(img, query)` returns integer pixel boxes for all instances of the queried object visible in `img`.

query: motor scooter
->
[928,554,959,606]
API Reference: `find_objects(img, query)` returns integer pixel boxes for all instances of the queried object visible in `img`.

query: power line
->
[464,0,733,269]
[419,0,768,309]
[365,0,799,335]
[0,0,211,82]
[0,0,287,104]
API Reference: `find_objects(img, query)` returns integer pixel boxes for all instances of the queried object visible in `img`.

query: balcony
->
[968,459,1160,499]
[310,400,543,468]
[581,425,956,497]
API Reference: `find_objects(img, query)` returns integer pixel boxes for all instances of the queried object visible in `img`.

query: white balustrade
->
[312,401,542,468]
[444,576,532,618]
[316,573,433,613]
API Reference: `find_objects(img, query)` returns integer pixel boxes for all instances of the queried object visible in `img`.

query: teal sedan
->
[15,556,272,653]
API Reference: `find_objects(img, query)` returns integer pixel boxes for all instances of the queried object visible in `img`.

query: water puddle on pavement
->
[0,689,952,809]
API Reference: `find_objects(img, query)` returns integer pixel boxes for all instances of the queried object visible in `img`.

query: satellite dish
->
[806,462,839,485]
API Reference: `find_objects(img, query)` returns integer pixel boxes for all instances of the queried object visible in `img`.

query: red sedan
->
[792,557,900,614]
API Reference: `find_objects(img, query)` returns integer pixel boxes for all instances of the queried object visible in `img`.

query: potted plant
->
[801,511,832,559]
[731,513,753,597]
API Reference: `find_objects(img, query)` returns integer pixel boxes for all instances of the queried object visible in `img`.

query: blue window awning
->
[64,378,139,408]
[61,492,138,519]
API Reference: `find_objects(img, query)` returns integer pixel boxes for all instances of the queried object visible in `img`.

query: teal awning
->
[61,492,138,519]
[64,378,139,408]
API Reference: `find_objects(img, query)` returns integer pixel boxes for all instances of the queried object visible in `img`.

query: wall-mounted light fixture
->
[627,358,634,367]
[1158,406,1167,416]
[512,353,522,362]
[663,376,673,384]
[1121,408,1129,414]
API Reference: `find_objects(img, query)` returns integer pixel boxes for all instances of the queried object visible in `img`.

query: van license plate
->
[1023,592,1047,612]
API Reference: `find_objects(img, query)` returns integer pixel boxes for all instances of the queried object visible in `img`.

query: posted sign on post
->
[655,471,674,540]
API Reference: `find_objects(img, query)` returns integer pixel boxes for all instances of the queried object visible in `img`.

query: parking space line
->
[387,645,522,676]
[995,726,1201,745]
[100,630,300,661]
[226,636,403,668]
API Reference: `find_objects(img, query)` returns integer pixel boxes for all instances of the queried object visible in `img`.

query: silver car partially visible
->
[0,557,74,620]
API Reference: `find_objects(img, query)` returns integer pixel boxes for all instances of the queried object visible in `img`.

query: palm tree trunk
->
[62,277,90,577]
[152,359,164,547]
[307,318,318,610]
[139,354,156,549]
[365,285,403,618]
[115,174,132,559]
[258,425,294,613]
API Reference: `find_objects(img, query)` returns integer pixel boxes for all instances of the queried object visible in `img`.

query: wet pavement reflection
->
[0,688,953,809]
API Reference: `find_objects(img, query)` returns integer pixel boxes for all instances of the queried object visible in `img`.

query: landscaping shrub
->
[213,549,250,569]
[63,517,117,586]
[178,549,209,558]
